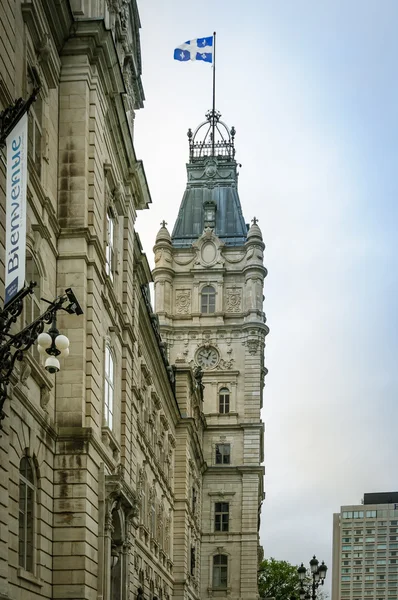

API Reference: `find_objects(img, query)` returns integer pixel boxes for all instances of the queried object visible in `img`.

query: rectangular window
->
[201,286,216,314]
[366,510,377,518]
[106,212,115,280]
[215,444,230,465]
[104,346,114,429]
[213,555,228,588]
[27,68,42,177]
[219,389,230,414]
[215,502,229,532]
[342,545,352,551]
[19,458,35,572]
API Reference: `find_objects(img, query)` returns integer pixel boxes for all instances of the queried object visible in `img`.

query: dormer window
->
[204,201,216,229]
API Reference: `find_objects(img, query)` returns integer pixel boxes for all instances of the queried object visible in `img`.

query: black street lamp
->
[297,556,327,600]
[0,282,83,426]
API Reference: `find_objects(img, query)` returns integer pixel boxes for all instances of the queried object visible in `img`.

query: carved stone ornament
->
[226,288,242,313]
[175,290,191,314]
[247,338,260,355]
[216,358,234,371]
[192,229,224,268]
[40,387,50,409]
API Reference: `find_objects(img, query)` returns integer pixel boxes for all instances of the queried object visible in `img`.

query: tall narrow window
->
[201,285,216,314]
[190,546,196,575]
[27,68,42,177]
[104,346,114,429]
[150,502,156,537]
[215,443,230,465]
[218,388,230,414]
[19,457,35,572]
[215,502,229,532]
[25,255,41,360]
[106,211,115,280]
[213,554,228,588]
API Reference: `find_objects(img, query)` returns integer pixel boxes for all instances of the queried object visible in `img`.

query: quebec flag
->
[174,36,213,63]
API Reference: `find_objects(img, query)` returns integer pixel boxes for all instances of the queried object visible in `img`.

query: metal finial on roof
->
[251,217,259,225]
[188,109,236,161]
[160,220,168,228]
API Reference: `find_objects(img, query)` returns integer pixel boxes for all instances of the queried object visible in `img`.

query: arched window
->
[19,456,36,572]
[104,345,115,429]
[201,285,216,314]
[218,388,230,414]
[213,554,228,589]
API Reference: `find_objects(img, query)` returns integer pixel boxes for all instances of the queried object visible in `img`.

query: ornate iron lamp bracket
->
[0,285,82,426]
[0,81,41,148]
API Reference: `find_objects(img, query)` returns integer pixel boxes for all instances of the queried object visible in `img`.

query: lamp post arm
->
[0,84,41,149]
[0,286,82,426]
[0,282,37,345]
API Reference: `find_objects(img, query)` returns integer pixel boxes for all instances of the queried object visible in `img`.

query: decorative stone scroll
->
[247,338,260,355]
[225,288,242,313]
[175,290,191,314]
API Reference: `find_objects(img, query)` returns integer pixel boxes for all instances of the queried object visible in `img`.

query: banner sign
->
[4,112,28,307]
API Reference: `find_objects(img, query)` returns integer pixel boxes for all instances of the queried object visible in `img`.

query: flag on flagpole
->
[173,36,213,63]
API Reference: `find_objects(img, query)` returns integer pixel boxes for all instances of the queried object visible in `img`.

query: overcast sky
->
[134,0,398,587]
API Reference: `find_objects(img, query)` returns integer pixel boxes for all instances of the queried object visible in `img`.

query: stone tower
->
[153,110,268,600]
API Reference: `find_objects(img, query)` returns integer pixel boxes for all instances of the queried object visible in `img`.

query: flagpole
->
[212,31,216,156]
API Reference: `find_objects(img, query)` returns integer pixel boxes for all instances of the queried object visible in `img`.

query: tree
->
[258,558,301,600]
[258,558,329,600]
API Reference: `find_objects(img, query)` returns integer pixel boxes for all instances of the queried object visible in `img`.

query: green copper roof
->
[171,111,248,248]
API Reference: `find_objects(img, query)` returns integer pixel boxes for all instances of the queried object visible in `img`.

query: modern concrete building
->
[0,1,267,600]
[332,492,398,600]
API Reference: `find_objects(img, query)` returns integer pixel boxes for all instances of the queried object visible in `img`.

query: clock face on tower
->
[195,346,219,370]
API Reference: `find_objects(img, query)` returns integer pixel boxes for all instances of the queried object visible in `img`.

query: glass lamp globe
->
[55,334,69,350]
[37,332,52,349]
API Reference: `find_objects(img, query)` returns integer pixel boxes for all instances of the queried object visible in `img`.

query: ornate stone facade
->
[0,2,204,600]
[153,124,268,599]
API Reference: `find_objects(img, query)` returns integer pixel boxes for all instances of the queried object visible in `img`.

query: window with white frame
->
[215,443,230,465]
[201,285,216,314]
[104,345,114,429]
[19,456,36,572]
[218,388,230,414]
[105,211,115,280]
[213,554,228,588]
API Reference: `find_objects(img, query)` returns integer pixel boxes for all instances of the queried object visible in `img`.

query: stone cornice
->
[205,422,264,432]
[236,465,265,476]
[42,0,74,52]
